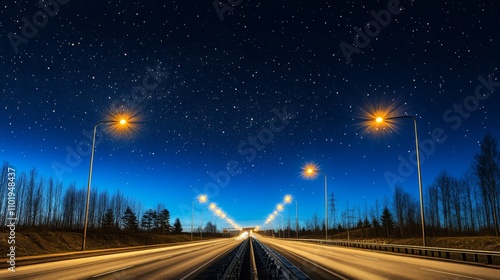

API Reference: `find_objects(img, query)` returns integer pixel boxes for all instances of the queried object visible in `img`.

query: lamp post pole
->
[323,173,328,240]
[191,200,194,241]
[295,200,298,239]
[385,116,426,247]
[83,120,113,251]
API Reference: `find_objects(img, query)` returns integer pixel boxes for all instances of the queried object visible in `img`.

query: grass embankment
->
[0,230,208,257]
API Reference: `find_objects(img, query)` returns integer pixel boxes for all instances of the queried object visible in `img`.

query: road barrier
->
[288,238,500,266]
[220,238,248,279]
[252,237,310,280]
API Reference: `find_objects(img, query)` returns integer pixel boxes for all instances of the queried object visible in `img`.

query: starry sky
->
[2,1,500,230]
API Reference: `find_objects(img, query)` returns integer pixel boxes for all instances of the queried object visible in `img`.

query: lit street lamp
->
[284,195,294,239]
[191,194,207,241]
[302,163,328,240]
[374,115,427,247]
[82,117,130,251]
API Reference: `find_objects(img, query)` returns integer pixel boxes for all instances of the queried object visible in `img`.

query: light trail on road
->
[0,239,242,280]
[257,236,499,280]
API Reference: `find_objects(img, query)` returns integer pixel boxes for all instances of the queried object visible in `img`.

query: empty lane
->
[259,237,499,279]
[0,238,242,279]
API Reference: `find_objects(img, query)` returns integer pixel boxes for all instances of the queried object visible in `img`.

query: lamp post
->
[82,118,128,251]
[191,194,207,241]
[284,195,294,239]
[375,115,427,247]
[302,163,328,240]
[296,200,298,239]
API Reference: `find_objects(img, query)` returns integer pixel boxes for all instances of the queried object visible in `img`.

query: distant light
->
[198,194,208,203]
[376,117,383,123]
[119,119,127,125]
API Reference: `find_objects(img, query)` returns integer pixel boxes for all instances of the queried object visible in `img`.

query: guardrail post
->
[487,255,493,264]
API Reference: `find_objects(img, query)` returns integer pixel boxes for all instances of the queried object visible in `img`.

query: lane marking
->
[282,249,349,280]
[354,255,379,261]
[420,268,484,280]
[91,266,134,278]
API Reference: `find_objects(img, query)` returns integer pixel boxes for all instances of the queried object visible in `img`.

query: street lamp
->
[302,162,328,240]
[191,194,208,241]
[82,118,130,251]
[374,115,427,247]
[284,195,293,238]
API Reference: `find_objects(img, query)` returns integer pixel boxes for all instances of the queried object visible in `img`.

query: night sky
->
[2,1,500,230]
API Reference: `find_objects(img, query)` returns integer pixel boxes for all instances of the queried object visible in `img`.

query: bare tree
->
[393,185,406,237]
[0,162,9,225]
[460,174,476,233]
[426,184,440,236]
[436,171,453,233]
[451,177,463,234]
[474,133,500,236]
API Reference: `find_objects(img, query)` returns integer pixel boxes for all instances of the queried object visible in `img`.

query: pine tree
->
[173,218,183,233]
[122,207,138,231]
[381,206,394,238]
[102,208,115,229]
[141,209,156,232]
[157,209,171,234]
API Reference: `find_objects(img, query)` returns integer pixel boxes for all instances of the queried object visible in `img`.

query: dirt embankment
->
[1,230,499,257]
[0,230,199,257]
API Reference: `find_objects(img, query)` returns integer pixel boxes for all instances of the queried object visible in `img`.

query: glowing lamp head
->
[198,194,208,203]
[119,119,127,125]
[277,204,284,211]
[302,162,320,179]
[375,117,383,123]
[284,195,292,204]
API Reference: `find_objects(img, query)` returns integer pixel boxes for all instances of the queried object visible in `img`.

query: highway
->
[0,238,242,280]
[258,236,499,280]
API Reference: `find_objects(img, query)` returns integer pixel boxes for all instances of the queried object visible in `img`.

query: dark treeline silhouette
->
[265,133,500,240]
[2,133,499,239]
[0,164,183,234]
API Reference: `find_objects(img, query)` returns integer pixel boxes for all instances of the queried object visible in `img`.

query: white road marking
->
[420,268,484,280]
[354,255,379,261]
[284,250,350,280]
[91,266,134,278]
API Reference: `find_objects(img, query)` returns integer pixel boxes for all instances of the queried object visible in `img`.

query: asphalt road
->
[0,238,242,279]
[258,236,500,280]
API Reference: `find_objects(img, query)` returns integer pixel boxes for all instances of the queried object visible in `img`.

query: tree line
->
[273,133,500,239]
[2,133,498,239]
[0,165,184,234]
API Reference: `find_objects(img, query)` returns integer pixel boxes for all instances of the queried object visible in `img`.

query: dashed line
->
[283,250,349,280]
[91,266,134,278]
[420,268,484,280]
[354,255,379,261]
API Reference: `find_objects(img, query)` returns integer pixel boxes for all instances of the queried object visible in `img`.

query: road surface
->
[0,238,242,279]
[259,236,499,280]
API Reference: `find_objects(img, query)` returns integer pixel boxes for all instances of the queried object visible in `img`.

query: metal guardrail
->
[288,238,500,265]
[253,237,310,280]
[220,238,248,279]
